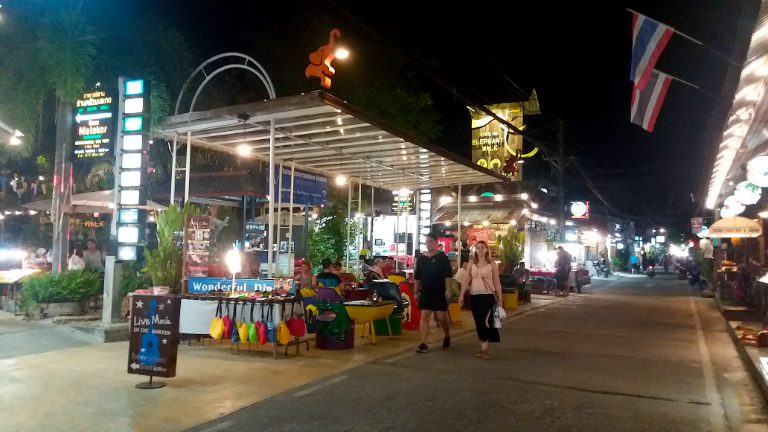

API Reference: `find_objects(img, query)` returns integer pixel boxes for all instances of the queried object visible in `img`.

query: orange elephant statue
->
[305,29,341,88]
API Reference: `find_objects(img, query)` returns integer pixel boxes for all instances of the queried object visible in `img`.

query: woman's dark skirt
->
[470,293,500,343]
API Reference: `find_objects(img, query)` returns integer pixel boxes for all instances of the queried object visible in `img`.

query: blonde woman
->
[459,240,503,359]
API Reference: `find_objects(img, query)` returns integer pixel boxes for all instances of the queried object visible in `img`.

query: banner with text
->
[187,278,275,293]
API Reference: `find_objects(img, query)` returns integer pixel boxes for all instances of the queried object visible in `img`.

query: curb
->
[724,321,768,405]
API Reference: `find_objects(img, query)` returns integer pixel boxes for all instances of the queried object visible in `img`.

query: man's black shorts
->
[418,291,448,311]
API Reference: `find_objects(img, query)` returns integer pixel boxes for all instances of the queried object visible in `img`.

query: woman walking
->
[459,241,503,359]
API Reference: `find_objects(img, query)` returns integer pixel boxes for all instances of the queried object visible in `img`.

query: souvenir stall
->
[158,65,511,354]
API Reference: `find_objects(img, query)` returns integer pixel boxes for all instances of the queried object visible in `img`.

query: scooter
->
[593,261,608,278]
[647,265,656,278]
[677,266,688,280]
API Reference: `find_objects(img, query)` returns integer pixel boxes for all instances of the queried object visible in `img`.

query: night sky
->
[109,0,749,230]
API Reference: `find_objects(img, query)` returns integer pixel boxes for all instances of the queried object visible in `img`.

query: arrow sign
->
[76,112,112,123]
[130,362,140,370]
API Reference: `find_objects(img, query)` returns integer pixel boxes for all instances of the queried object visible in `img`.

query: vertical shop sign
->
[418,189,432,252]
[115,78,151,262]
[183,216,211,278]
[128,295,181,378]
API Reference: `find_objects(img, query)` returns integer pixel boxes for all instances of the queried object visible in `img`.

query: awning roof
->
[708,216,762,238]
[23,190,165,213]
[159,91,510,190]
[151,171,265,200]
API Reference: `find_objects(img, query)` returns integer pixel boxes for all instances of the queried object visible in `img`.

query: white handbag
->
[493,305,506,328]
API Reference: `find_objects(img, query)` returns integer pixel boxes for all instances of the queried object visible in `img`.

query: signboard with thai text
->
[73,88,115,160]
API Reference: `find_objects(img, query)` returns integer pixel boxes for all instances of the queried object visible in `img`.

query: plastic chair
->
[317,287,342,303]
[388,275,406,285]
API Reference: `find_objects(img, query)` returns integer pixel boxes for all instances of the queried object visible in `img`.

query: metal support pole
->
[184,131,191,204]
[267,119,275,278]
[457,184,462,269]
[346,179,352,270]
[304,205,309,258]
[169,133,178,205]
[277,164,283,275]
[288,161,295,276]
[357,181,362,269]
[557,120,565,241]
[241,195,247,251]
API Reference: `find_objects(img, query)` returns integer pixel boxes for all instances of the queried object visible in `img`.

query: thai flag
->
[631,70,672,132]
[631,13,673,90]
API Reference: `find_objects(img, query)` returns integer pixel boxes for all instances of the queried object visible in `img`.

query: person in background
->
[630,254,639,274]
[459,240,502,359]
[83,239,104,272]
[414,232,452,353]
[332,261,342,275]
[373,258,386,279]
[316,258,342,287]
[382,258,395,277]
[555,247,570,297]
[68,247,86,270]
[242,254,263,278]
[298,259,316,288]
[512,261,528,283]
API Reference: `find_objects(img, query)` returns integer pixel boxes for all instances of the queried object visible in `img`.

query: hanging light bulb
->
[336,175,347,185]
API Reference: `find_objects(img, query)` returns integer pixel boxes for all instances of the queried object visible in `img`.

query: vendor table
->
[344,300,396,345]
[0,269,41,315]
[178,296,304,359]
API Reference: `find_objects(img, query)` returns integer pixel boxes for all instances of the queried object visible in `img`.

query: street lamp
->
[226,248,241,296]
[335,48,350,59]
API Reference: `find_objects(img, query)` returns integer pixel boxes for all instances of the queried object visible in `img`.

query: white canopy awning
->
[23,190,166,213]
[708,216,762,238]
[159,91,510,191]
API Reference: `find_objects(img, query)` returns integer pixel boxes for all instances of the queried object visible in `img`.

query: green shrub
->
[120,261,152,298]
[22,270,102,305]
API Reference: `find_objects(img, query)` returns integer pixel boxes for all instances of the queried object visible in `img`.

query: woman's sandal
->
[479,350,490,359]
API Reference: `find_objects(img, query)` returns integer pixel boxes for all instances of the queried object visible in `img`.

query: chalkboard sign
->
[128,295,181,378]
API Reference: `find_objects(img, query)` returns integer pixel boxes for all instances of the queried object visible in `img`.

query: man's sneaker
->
[416,343,428,353]
[443,336,451,349]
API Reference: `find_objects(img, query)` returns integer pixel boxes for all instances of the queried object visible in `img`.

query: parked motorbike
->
[592,260,610,278]
[647,265,656,278]
[677,266,688,280]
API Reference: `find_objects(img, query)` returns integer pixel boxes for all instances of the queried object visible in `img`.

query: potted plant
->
[142,203,200,292]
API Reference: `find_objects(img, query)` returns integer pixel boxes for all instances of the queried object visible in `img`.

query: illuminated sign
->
[73,88,115,160]
[115,78,150,262]
[391,195,414,213]
[570,201,589,219]
[734,181,761,205]
[470,96,539,181]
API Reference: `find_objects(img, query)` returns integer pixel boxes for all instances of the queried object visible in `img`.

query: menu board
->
[183,216,211,278]
[128,295,181,378]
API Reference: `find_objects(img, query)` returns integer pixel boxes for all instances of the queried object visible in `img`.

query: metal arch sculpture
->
[174,52,276,115]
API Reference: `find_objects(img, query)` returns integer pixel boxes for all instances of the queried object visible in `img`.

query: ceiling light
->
[482,220,489,226]
[521,193,529,200]
[510,220,517,225]
[469,196,477,202]
[531,203,539,209]
[445,221,451,226]
[336,175,347,185]
[237,144,250,156]
[335,48,349,59]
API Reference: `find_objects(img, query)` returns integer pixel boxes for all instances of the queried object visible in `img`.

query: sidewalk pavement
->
[0,295,562,432]
[0,311,100,360]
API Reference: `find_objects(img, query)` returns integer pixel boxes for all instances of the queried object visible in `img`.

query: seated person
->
[512,262,528,283]
[316,258,342,288]
[373,258,386,279]
[382,258,395,277]
[332,261,343,275]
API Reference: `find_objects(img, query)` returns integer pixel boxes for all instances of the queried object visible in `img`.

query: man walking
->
[414,233,452,353]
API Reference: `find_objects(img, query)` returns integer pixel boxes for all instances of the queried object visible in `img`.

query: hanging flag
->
[631,13,673,90]
[631,70,672,132]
